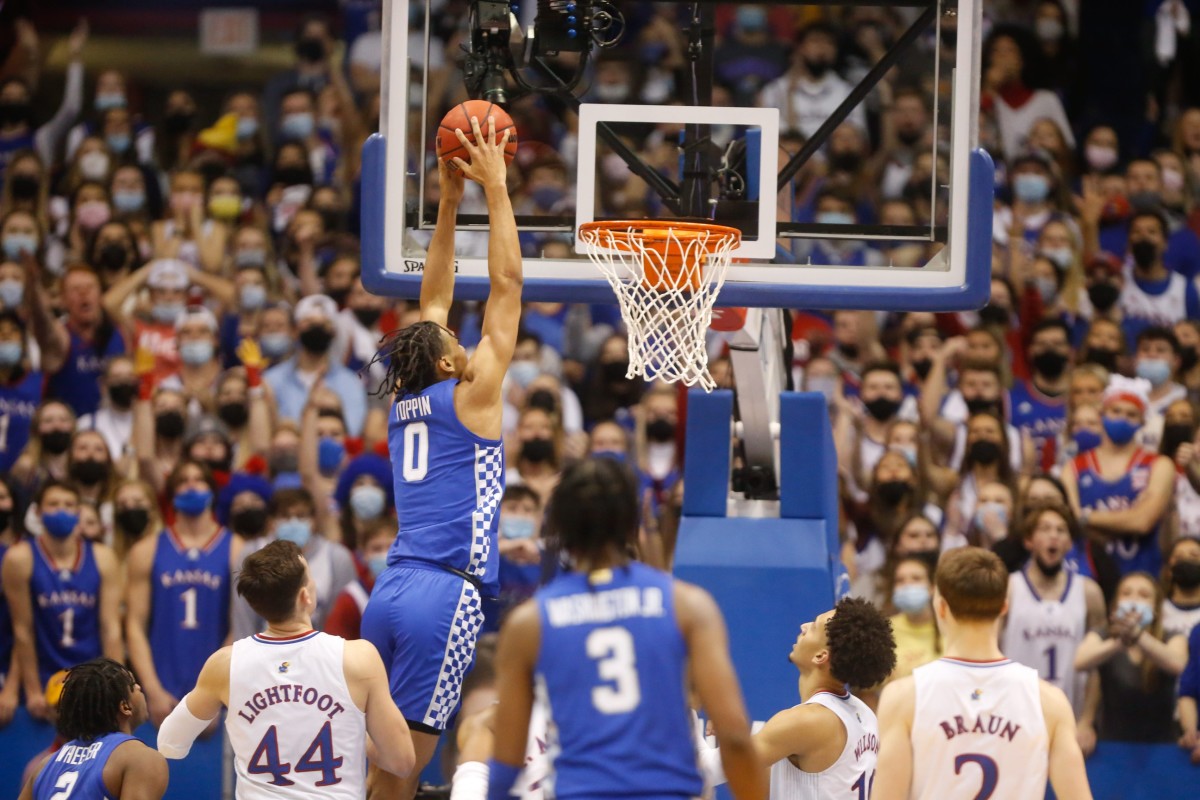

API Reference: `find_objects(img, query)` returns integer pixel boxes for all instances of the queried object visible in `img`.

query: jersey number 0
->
[402,422,429,481]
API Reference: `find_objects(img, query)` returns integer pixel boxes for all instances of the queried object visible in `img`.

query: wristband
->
[138,371,156,401]
[487,759,520,800]
[245,363,261,389]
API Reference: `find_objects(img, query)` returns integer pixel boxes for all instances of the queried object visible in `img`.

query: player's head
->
[56,658,147,742]
[373,320,468,397]
[545,457,639,563]
[789,597,896,689]
[236,539,317,624]
[933,547,1009,626]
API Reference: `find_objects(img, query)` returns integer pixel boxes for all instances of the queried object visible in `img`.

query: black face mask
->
[521,437,554,464]
[864,397,901,422]
[275,166,312,187]
[1082,347,1119,372]
[1031,350,1069,380]
[217,402,249,429]
[828,151,863,173]
[836,342,860,360]
[1087,282,1120,313]
[108,382,137,410]
[965,397,1001,417]
[270,450,299,475]
[1173,560,1200,590]
[295,37,326,62]
[969,439,1002,466]
[204,456,231,475]
[1160,423,1195,462]
[804,57,833,79]
[0,101,30,127]
[1130,240,1159,270]
[325,287,350,307]
[911,358,933,381]
[0,508,11,531]
[939,27,957,47]
[1035,555,1064,577]
[646,419,676,442]
[299,326,334,354]
[98,243,128,272]
[353,308,382,329]
[155,410,186,439]
[527,389,557,414]
[1180,345,1199,373]
[231,507,268,538]
[317,208,345,233]
[10,173,39,200]
[602,361,631,383]
[115,507,149,538]
[876,480,912,506]
[164,109,195,135]
[70,459,109,486]
[897,128,922,147]
[978,304,1009,327]
[42,429,72,455]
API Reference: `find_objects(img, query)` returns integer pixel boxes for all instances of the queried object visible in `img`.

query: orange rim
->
[579,220,741,291]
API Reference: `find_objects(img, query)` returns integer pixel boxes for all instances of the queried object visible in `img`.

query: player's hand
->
[1176,442,1196,469]
[436,155,465,206]
[452,116,511,192]
[25,691,50,722]
[1076,721,1097,758]
[149,690,180,727]
[0,687,18,727]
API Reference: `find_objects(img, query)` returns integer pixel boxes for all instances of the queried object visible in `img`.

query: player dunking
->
[490,458,768,800]
[156,540,415,798]
[873,547,1092,800]
[360,115,522,799]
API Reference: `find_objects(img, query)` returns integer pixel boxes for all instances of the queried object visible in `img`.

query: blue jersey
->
[148,527,233,698]
[0,542,12,686]
[0,368,42,472]
[1008,380,1065,474]
[32,732,136,800]
[1074,448,1163,576]
[535,562,703,800]
[30,539,103,683]
[46,325,126,417]
[387,379,504,594]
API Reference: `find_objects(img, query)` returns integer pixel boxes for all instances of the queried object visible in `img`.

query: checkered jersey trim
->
[468,442,503,578]
[423,581,484,729]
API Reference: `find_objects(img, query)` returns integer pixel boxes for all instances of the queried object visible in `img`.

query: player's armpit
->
[491,600,540,769]
[350,640,416,778]
[1042,682,1093,800]
[870,678,915,800]
[753,703,844,774]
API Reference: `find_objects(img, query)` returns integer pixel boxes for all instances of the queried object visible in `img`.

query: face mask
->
[528,389,557,414]
[816,211,855,226]
[1012,173,1051,204]
[115,507,149,537]
[1131,240,1159,269]
[1180,345,1199,373]
[978,304,1009,327]
[1162,168,1185,196]
[3,233,37,260]
[106,133,131,154]
[1033,277,1058,305]
[1035,17,1064,41]
[0,340,21,367]
[155,410,186,439]
[239,284,267,311]
[41,430,72,455]
[260,333,291,359]
[350,485,386,519]
[1129,191,1161,212]
[209,195,241,220]
[231,507,268,538]
[1085,144,1118,172]
[1074,428,1102,454]
[521,437,555,463]
[593,449,627,464]
[236,249,267,269]
[803,57,833,79]
[1159,423,1194,461]
[318,437,345,472]
[1172,561,1200,590]
[509,361,540,389]
[295,36,326,62]
[892,444,918,467]
[367,554,389,578]
[10,173,39,200]
[1117,599,1154,629]
[236,116,259,140]
[500,517,536,540]
[152,302,185,325]
[179,340,214,367]
[1031,350,1068,379]
[173,488,212,517]
[281,112,315,140]
[107,382,137,410]
[270,450,299,476]
[806,375,838,404]
[42,510,80,539]
[892,583,931,614]
[1102,415,1140,445]
[98,242,128,272]
[969,439,1002,465]
[164,110,195,135]
[113,189,146,213]
[0,100,30,127]
[95,92,126,111]
[595,83,631,102]
[911,359,933,381]
[531,186,566,210]
[275,518,312,547]
[353,308,382,329]
[828,151,863,173]
[69,459,109,486]
[0,508,11,531]
[837,342,860,361]
[1135,358,1171,387]
[325,286,350,308]
[75,201,112,230]
[274,165,312,187]
[1041,246,1073,272]
[646,419,676,443]
[217,401,249,429]
[299,326,334,354]
[1082,346,1119,372]
[973,502,1009,539]
[876,480,912,506]
[864,397,901,422]
[79,151,111,181]
[965,398,1000,417]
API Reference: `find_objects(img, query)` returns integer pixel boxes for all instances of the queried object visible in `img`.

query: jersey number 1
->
[402,422,429,481]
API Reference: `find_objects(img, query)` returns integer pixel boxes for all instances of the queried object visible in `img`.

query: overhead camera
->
[463,0,515,103]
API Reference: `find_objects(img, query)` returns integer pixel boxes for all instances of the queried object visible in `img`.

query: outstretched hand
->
[451,115,511,192]
[437,157,465,206]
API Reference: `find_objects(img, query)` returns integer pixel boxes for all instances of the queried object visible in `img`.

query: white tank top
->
[1118,264,1188,327]
[767,690,878,800]
[1000,570,1088,715]
[226,631,366,800]
[910,658,1048,800]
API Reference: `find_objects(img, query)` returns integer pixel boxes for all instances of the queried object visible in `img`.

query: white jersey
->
[768,690,878,800]
[1118,264,1188,328]
[226,631,366,800]
[1000,570,1088,715]
[911,658,1048,800]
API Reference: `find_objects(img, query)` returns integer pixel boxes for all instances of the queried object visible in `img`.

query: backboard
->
[361,0,993,311]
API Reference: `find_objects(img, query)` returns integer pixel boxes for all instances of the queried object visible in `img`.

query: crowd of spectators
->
[1,0,1200,781]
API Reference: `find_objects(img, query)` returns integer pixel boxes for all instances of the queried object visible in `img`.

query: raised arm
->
[422,150,467,328]
[125,536,177,726]
[23,255,69,375]
[94,544,125,663]
[33,20,87,164]
[103,262,153,336]
[871,677,915,800]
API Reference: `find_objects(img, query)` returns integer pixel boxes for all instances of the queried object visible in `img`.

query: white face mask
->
[595,83,631,103]
[79,151,111,181]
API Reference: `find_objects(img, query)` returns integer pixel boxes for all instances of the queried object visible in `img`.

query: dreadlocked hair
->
[545,457,640,565]
[367,322,447,398]
[57,658,136,743]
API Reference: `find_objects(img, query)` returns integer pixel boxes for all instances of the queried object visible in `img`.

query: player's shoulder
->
[877,676,916,719]
[1037,679,1074,727]
[109,737,169,793]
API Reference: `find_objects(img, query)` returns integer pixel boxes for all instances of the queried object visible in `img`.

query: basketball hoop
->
[578,220,740,391]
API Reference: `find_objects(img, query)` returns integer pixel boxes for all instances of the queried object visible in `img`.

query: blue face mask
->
[1117,599,1154,628]
[239,284,267,311]
[1135,358,1172,387]
[592,449,627,464]
[113,190,145,213]
[350,485,386,519]
[152,302,184,325]
[1034,276,1058,305]
[173,488,213,517]
[500,517,536,540]
[892,583,930,614]
[3,233,37,260]
[1012,173,1051,203]
[260,333,291,359]
[318,437,345,473]
[236,117,259,140]
[806,375,838,404]
[281,112,315,140]
[235,249,267,269]
[0,278,24,308]
[179,340,214,366]
[509,361,540,389]
[276,518,312,547]
[1073,428,1102,454]
[0,340,22,367]
[530,186,566,210]
[816,211,855,226]
[42,510,80,539]
[367,554,389,578]
[106,133,131,154]
[1103,415,1140,445]
[973,502,1009,537]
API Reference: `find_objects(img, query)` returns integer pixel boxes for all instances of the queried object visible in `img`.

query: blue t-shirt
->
[0,368,42,472]
[33,732,137,800]
[1008,380,1066,473]
[1073,448,1164,577]
[46,325,126,417]
[30,539,103,683]
[0,542,11,685]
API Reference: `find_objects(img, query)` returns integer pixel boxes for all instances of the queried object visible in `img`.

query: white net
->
[579,222,740,391]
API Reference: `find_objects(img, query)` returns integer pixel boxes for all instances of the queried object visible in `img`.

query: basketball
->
[437,100,518,169]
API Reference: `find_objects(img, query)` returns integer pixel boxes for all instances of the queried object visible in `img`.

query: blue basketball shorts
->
[361,564,485,733]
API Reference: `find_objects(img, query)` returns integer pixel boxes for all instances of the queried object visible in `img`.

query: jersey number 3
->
[586,626,641,714]
[402,422,429,481]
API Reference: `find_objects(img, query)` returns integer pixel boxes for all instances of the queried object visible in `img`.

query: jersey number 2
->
[954,753,998,800]
[402,422,429,481]
[49,772,78,800]
[586,626,641,714]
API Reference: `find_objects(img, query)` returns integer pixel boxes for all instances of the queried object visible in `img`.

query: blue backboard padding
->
[779,393,839,560]
[681,390,733,518]
[674,516,836,723]
[361,135,994,311]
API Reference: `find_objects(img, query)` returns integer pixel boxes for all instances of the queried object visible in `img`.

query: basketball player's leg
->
[362,566,485,800]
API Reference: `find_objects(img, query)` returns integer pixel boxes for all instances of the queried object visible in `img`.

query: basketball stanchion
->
[577,220,740,391]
